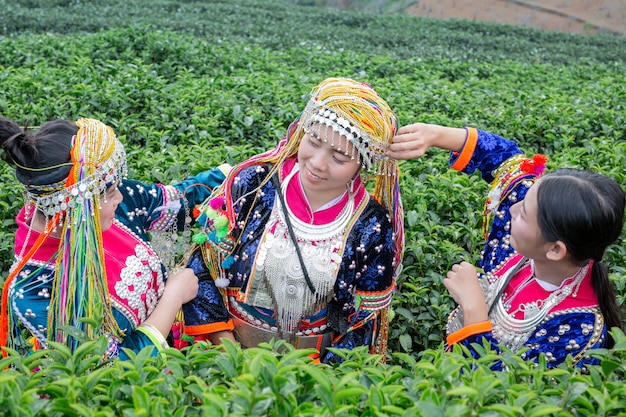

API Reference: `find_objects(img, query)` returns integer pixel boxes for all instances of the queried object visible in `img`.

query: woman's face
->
[509,179,551,258]
[99,181,122,231]
[297,122,361,208]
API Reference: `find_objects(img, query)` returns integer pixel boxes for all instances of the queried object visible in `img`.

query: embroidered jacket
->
[7,168,226,359]
[445,128,605,369]
[182,159,396,363]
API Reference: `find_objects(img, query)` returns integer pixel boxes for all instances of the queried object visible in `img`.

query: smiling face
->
[297,122,361,210]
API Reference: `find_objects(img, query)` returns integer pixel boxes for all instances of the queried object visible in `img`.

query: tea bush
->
[3,332,626,416]
[0,1,625,414]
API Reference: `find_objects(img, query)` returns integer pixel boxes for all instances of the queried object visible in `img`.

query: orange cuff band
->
[446,320,492,346]
[184,319,235,336]
[450,127,478,172]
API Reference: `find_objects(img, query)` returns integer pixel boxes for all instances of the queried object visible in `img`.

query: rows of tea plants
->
[3,333,626,416]
[1,0,625,414]
[2,0,625,65]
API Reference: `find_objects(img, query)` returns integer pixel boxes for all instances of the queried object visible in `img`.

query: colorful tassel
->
[222,256,234,269]
[192,232,208,245]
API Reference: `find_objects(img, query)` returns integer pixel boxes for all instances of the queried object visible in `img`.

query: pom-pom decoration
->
[192,233,208,245]
[520,154,548,176]
[193,196,231,245]
[213,216,229,230]
[215,277,231,288]
[209,196,226,210]
[216,228,229,240]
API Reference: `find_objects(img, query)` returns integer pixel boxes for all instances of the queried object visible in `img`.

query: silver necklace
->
[277,165,354,242]
[488,261,589,351]
[252,164,353,336]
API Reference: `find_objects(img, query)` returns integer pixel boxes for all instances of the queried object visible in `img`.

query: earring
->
[346,176,357,193]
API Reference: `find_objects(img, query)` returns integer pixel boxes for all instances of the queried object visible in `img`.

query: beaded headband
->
[23,119,127,217]
[305,108,385,171]
[300,86,395,174]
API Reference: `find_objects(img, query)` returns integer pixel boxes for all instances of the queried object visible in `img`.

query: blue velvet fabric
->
[450,130,528,273]
[182,248,231,326]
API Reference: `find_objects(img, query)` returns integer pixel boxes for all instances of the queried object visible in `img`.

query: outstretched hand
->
[143,267,200,338]
[387,123,467,161]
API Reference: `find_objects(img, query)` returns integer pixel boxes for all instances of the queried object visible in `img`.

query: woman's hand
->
[164,267,199,305]
[443,262,488,326]
[387,123,467,160]
[143,268,199,338]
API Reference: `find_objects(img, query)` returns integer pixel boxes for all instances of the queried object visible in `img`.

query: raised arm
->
[387,123,466,160]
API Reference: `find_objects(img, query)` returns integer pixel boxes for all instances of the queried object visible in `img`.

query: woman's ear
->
[546,240,568,261]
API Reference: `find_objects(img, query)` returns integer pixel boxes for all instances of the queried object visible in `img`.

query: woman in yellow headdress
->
[0,117,227,359]
[180,77,404,363]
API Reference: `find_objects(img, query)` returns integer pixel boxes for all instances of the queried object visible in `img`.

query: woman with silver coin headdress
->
[181,77,404,363]
[0,117,228,359]
[389,122,624,369]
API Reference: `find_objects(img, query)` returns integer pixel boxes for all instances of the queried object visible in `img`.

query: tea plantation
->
[1,0,625,415]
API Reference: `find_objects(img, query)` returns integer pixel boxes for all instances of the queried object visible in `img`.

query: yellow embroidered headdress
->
[24,119,126,218]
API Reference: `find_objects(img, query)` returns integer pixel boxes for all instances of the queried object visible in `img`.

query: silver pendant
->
[523,301,541,320]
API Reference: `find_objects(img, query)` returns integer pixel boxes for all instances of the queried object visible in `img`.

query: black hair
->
[537,168,626,347]
[0,117,76,186]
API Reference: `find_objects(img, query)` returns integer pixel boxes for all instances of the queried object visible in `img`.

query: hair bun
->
[0,125,35,168]
[6,131,26,145]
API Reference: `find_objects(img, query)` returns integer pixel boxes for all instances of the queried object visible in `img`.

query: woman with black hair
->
[178,78,404,364]
[389,123,624,369]
[0,117,227,359]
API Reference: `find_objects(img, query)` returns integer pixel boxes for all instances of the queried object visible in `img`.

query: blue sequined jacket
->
[183,160,397,363]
